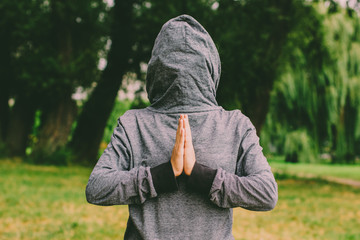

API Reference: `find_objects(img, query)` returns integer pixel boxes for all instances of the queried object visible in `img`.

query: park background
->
[1,0,360,239]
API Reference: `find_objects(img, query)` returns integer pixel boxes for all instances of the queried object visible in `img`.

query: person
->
[86,14,278,239]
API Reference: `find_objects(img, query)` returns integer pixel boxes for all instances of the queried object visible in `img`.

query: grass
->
[0,160,128,239]
[233,179,360,240]
[268,156,360,181]
[1,159,360,240]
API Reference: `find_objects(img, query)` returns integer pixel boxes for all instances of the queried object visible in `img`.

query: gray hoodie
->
[86,15,278,240]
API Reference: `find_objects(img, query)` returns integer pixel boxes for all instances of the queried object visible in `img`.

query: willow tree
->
[212,0,304,133]
[263,2,360,163]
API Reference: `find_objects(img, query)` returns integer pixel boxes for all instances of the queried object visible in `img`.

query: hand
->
[170,115,185,177]
[183,114,196,176]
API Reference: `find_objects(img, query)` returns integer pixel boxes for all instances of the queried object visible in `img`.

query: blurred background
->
[1,0,360,239]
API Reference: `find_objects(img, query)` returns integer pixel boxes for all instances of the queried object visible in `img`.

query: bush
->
[0,142,8,158]
[284,130,317,163]
[27,147,74,166]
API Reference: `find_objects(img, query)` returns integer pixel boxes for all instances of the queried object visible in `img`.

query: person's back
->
[86,15,278,239]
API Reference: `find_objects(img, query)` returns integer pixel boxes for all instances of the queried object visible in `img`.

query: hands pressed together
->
[171,114,196,177]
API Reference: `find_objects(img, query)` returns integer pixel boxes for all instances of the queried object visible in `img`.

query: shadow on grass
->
[274,171,331,184]
[274,170,360,191]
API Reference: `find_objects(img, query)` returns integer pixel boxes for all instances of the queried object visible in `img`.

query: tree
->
[0,0,49,155]
[213,0,302,133]
[32,0,106,163]
[0,0,106,159]
[263,2,360,163]
[70,0,137,164]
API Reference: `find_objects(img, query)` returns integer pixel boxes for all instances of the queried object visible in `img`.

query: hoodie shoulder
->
[221,109,256,132]
[119,109,149,122]
[224,109,245,121]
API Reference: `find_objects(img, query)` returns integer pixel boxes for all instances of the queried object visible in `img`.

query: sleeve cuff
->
[187,162,217,195]
[150,161,178,194]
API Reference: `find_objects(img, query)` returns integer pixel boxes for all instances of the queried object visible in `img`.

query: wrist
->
[171,161,183,177]
[187,162,217,195]
[173,169,182,177]
[150,161,179,194]
[184,161,195,176]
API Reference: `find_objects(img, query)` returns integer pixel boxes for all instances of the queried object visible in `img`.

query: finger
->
[184,115,192,142]
[180,116,184,129]
[175,128,185,158]
[179,118,185,145]
[183,115,188,142]
[175,116,185,146]
[176,115,183,137]
[179,128,185,149]
[177,116,182,131]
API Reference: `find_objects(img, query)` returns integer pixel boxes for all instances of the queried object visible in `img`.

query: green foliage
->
[2,0,107,101]
[212,0,303,130]
[27,110,42,153]
[102,100,133,145]
[0,142,8,158]
[284,130,317,163]
[263,1,360,163]
[27,147,74,166]
[0,0,109,161]
[130,97,150,109]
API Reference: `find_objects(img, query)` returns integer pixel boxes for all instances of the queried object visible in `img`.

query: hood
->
[146,15,221,113]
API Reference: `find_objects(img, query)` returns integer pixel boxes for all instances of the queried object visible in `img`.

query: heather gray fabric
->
[146,14,221,113]
[86,14,278,240]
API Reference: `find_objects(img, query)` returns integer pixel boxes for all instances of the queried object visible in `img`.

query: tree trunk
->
[6,97,36,156]
[34,95,77,156]
[244,88,271,135]
[30,0,77,163]
[0,84,10,143]
[333,96,356,164]
[70,0,135,164]
[0,40,12,143]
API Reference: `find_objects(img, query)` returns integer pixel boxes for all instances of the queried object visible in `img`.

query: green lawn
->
[269,156,360,181]
[1,159,360,240]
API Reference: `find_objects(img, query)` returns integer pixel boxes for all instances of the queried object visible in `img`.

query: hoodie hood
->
[146,15,221,113]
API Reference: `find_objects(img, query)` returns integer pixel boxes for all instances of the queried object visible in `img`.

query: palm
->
[170,114,196,177]
[170,116,185,177]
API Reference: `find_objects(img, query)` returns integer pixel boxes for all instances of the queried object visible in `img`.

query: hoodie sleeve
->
[208,119,278,211]
[85,120,178,206]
